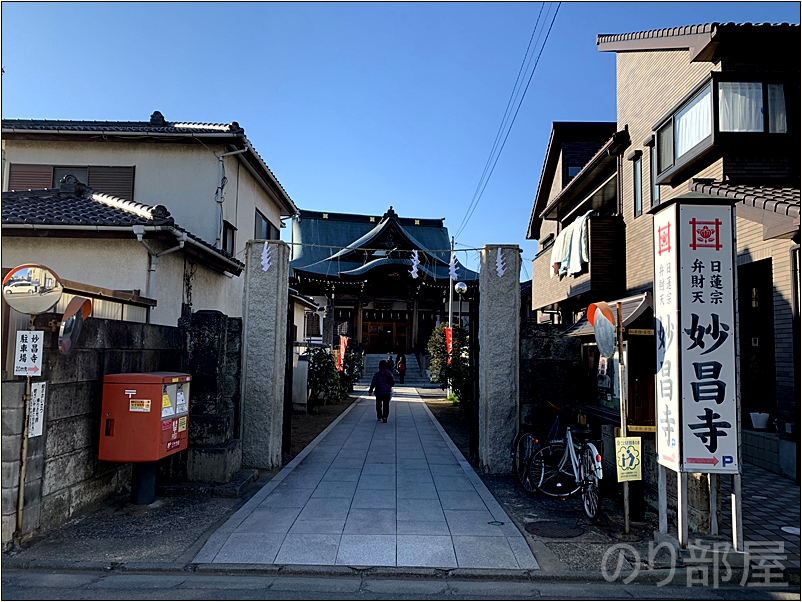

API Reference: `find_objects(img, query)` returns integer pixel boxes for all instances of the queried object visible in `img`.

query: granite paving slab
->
[194,386,539,569]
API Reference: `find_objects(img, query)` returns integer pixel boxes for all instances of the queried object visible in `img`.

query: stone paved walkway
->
[194,387,538,569]
[720,461,801,571]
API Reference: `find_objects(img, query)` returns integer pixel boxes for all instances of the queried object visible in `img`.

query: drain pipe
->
[133,225,187,321]
[215,148,248,248]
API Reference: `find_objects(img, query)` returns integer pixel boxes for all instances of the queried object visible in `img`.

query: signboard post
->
[652,199,740,549]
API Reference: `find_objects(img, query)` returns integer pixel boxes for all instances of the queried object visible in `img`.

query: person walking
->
[396,353,406,384]
[368,359,394,423]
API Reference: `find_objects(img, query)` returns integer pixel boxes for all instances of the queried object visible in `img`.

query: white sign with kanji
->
[28,382,47,438]
[653,207,680,471]
[14,331,44,376]
[678,204,738,474]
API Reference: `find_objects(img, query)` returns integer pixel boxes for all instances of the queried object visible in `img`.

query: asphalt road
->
[2,569,799,600]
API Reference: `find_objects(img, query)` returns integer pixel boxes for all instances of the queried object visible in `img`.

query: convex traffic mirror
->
[2,264,64,315]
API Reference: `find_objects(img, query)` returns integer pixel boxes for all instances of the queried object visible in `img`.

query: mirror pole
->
[14,315,35,545]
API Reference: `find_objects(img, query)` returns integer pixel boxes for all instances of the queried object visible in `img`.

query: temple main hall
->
[289,207,478,353]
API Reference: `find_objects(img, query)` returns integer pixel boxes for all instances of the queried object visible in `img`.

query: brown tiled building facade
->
[526,22,799,523]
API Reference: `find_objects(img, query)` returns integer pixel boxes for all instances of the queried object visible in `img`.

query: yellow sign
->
[628,328,654,336]
[178,416,187,432]
[129,399,151,412]
[162,394,171,408]
[615,436,642,482]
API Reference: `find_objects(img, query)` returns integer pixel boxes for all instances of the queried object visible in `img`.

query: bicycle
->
[527,413,604,520]
[510,428,539,494]
[510,409,564,494]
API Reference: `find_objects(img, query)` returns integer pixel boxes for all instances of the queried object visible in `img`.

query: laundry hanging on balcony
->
[550,210,594,278]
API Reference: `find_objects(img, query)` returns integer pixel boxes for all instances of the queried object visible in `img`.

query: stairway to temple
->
[359,353,434,387]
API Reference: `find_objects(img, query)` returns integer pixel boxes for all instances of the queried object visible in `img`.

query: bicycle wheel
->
[529,443,580,497]
[579,445,601,519]
[513,432,538,494]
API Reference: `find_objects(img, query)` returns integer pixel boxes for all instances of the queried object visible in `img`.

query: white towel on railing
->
[567,210,594,276]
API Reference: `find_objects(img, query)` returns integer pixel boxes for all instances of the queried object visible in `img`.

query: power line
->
[455,3,545,240]
[455,2,561,240]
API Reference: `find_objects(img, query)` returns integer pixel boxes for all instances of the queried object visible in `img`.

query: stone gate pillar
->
[478,244,521,474]
[241,240,290,469]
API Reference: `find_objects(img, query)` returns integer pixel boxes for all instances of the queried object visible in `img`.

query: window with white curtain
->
[675,85,712,157]
[719,82,763,132]
[768,84,787,133]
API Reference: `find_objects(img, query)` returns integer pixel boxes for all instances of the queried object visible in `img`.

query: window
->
[654,75,791,185]
[566,165,582,181]
[633,156,643,218]
[719,81,787,133]
[254,209,280,240]
[649,144,660,208]
[675,84,712,157]
[768,84,787,133]
[7,164,135,200]
[656,121,674,173]
[222,221,236,255]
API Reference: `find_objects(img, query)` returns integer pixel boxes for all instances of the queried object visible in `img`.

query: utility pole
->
[448,236,454,330]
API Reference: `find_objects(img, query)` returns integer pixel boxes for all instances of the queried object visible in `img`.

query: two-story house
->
[2,111,297,331]
[527,23,799,525]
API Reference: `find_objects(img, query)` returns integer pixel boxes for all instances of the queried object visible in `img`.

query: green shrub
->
[426,323,471,404]
[307,347,338,404]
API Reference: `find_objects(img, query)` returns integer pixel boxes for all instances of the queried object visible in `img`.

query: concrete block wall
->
[519,321,582,428]
[1,315,185,549]
[742,430,781,474]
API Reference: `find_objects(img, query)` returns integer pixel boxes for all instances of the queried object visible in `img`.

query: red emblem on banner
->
[657,223,671,256]
[689,218,722,251]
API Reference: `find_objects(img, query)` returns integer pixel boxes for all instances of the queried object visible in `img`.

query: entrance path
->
[194,387,538,569]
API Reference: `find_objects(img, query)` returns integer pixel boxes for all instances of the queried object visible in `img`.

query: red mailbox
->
[99,372,191,462]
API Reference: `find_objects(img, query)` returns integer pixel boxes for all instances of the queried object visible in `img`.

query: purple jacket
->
[369,369,395,396]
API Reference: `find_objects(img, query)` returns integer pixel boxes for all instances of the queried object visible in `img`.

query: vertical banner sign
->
[14,331,44,376]
[28,382,47,438]
[678,204,738,474]
[444,327,453,365]
[337,335,347,372]
[615,436,642,482]
[653,207,680,471]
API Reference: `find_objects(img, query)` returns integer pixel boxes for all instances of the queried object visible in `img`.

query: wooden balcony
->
[530,216,625,311]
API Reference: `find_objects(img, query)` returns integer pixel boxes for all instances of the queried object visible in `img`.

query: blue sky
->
[3,2,798,279]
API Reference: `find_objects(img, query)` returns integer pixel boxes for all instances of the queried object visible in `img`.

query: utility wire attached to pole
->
[455,2,561,241]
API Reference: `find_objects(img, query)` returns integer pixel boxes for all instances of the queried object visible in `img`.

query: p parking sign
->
[615,436,642,482]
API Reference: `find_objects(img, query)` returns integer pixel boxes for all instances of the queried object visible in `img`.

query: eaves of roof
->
[2,116,298,217]
[597,22,799,62]
[539,128,631,221]
[1,185,244,275]
[690,181,800,218]
[527,122,617,240]
[563,291,651,337]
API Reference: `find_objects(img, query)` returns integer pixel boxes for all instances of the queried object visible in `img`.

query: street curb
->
[3,558,799,587]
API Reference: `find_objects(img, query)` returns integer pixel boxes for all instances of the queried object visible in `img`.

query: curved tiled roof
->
[2,186,243,269]
[691,182,800,218]
[1,118,238,135]
[597,22,797,46]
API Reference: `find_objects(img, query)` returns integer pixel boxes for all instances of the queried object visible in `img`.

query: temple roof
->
[290,207,478,282]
